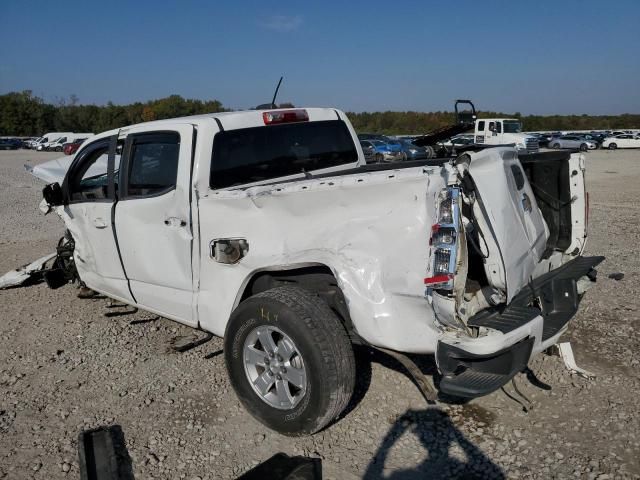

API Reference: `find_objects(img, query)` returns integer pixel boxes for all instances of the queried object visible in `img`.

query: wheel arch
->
[233,263,360,342]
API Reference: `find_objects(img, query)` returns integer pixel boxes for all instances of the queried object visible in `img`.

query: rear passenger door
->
[114,124,196,326]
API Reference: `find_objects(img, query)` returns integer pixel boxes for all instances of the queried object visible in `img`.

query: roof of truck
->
[91,107,345,142]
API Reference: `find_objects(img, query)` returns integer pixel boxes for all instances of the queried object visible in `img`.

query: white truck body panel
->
[29,109,593,359]
[196,167,447,353]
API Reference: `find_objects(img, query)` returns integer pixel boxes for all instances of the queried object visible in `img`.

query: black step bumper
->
[436,255,604,398]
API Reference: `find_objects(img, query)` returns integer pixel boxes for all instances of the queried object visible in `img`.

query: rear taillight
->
[425,187,460,291]
[262,109,309,125]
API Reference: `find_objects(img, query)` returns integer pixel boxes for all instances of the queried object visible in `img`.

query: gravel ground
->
[1,149,639,479]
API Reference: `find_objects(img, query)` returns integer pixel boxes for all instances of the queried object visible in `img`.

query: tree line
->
[1,90,638,136]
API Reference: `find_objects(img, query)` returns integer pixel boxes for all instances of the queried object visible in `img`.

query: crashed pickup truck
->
[26,107,602,435]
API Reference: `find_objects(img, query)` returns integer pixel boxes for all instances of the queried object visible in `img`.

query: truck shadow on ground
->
[344,346,466,419]
[363,408,505,480]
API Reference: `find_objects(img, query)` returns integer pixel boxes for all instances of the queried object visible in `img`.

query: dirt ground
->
[1,148,639,479]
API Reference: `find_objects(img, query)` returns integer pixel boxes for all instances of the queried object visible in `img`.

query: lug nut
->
[281,367,287,373]
[276,374,282,381]
[276,355,283,362]
[269,351,275,358]
[264,357,270,365]
[267,371,274,376]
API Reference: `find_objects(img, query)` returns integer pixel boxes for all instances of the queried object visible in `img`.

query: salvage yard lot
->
[1,149,639,479]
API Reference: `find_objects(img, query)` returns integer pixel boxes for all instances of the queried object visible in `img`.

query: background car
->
[369,139,403,162]
[63,138,88,155]
[397,138,429,160]
[602,134,640,149]
[359,140,376,162]
[533,133,553,148]
[0,138,21,150]
[548,135,597,151]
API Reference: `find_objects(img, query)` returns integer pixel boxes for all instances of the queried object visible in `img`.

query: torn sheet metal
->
[0,253,56,289]
[25,154,109,184]
[463,148,548,302]
[25,156,73,183]
[557,342,595,379]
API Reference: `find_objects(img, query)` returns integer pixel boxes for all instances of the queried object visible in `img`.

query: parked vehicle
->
[602,134,640,149]
[30,107,601,436]
[63,138,89,155]
[474,118,539,152]
[397,139,430,160]
[0,138,20,150]
[533,133,553,148]
[45,133,94,152]
[549,135,597,151]
[359,140,376,162]
[369,139,403,162]
[24,137,42,149]
[34,132,73,151]
[357,133,387,141]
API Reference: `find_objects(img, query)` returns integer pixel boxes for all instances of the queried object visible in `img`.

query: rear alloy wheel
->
[224,285,355,436]
[580,143,588,152]
[608,143,617,150]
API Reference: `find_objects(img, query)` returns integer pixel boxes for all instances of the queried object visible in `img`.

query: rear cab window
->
[210,120,358,189]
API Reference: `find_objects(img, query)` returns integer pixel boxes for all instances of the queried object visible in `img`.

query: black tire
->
[580,143,588,152]
[608,143,617,150]
[551,142,560,149]
[224,285,355,436]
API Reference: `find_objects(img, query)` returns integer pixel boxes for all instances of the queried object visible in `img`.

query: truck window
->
[495,122,502,133]
[210,120,358,189]
[125,132,180,197]
[69,144,116,202]
[477,121,485,132]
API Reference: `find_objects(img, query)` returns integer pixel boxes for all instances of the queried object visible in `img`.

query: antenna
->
[271,76,283,108]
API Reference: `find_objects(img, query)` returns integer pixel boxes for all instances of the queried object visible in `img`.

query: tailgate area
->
[436,255,604,398]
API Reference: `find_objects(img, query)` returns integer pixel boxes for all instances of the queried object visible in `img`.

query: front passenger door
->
[61,137,133,302]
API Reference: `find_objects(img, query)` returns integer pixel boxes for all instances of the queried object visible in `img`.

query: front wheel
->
[551,142,560,149]
[580,143,588,152]
[608,143,617,150]
[224,285,355,436]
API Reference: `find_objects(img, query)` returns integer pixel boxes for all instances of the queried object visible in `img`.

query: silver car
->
[549,135,597,151]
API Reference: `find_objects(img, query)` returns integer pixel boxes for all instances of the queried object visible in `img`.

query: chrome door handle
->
[164,217,187,227]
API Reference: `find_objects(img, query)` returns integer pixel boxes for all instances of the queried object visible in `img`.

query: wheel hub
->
[242,325,307,410]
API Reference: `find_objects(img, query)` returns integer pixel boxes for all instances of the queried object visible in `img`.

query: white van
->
[35,132,73,151]
[46,133,94,152]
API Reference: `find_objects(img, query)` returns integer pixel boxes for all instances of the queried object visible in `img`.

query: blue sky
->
[1,0,638,114]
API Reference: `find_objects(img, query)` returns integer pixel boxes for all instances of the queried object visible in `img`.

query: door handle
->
[93,218,108,229]
[164,217,187,227]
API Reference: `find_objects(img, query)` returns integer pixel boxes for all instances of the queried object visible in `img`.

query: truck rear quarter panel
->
[196,168,448,353]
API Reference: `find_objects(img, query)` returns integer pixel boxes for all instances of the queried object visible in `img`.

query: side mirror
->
[43,182,64,206]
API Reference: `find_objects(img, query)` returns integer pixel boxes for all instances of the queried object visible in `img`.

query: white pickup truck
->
[32,107,602,435]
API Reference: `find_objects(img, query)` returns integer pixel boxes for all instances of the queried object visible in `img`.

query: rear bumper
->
[436,255,604,398]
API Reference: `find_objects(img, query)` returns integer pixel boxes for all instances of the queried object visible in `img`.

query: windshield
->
[503,121,522,133]
[210,120,358,189]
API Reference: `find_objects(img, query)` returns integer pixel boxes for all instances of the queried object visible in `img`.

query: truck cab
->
[474,118,539,153]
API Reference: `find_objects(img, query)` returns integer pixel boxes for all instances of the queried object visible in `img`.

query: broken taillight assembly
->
[425,187,460,291]
[262,109,309,125]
